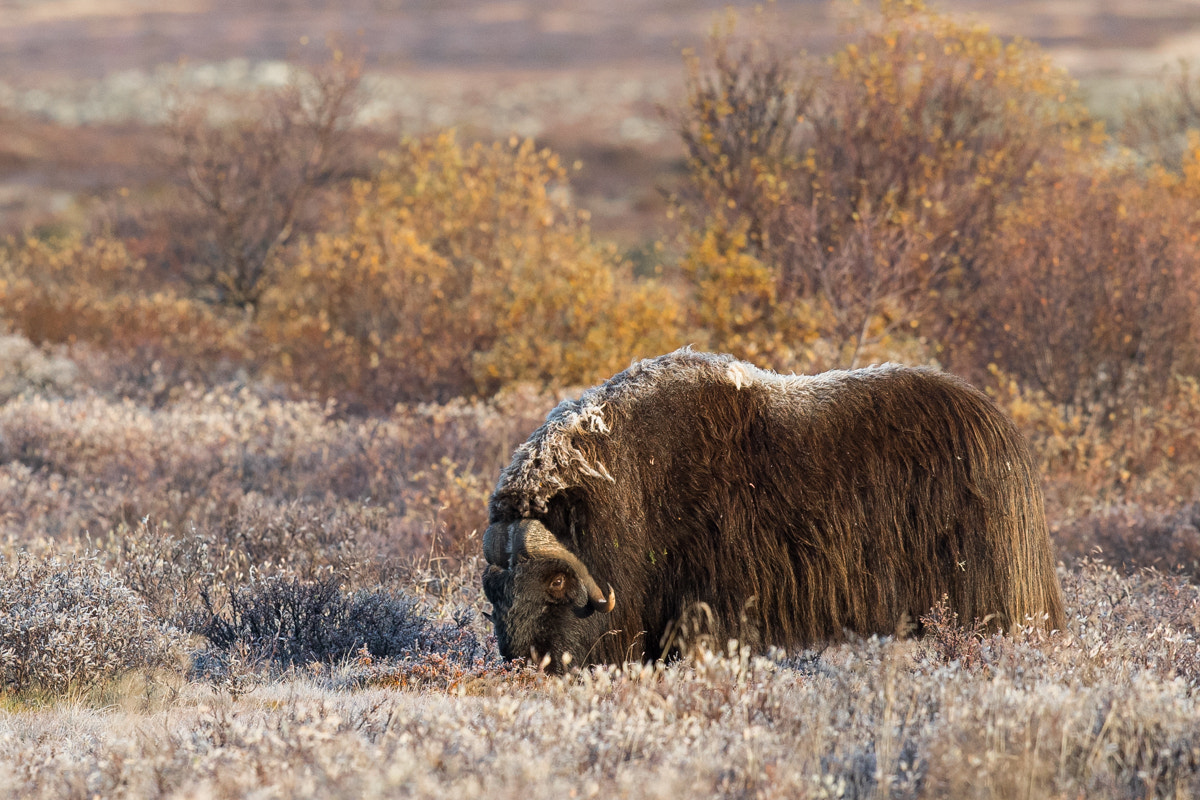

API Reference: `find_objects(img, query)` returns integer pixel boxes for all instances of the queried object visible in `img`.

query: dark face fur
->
[483,558,608,672]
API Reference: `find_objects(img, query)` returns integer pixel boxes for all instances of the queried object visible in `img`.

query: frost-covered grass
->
[1,560,1199,799]
[0,369,552,573]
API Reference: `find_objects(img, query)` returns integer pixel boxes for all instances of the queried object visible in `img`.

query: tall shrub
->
[973,169,1200,411]
[674,0,1099,367]
[261,132,680,406]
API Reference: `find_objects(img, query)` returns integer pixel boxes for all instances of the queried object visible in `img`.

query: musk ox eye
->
[547,573,568,599]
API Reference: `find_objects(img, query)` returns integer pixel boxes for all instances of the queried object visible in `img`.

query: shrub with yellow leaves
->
[261,131,681,406]
[679,221,811,367]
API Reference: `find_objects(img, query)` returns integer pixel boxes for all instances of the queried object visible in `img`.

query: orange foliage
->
[261,131,681,406]
[0,236,250,396]
[1,133,681,409]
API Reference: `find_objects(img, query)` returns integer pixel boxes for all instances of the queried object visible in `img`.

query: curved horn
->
[482,522,511,567]
[511,519,616,613]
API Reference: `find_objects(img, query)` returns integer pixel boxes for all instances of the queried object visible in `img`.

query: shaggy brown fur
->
[483,349,1065,669]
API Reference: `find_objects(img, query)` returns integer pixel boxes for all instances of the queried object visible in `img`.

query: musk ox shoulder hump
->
[490,348,907,517]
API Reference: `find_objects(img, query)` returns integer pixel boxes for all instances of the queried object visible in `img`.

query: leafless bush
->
[918,594,989,669]
[971,170,1200,412]
[160,52,363,309]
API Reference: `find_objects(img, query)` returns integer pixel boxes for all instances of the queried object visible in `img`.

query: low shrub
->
[99,502,385,626]
[970,169,1200,411]
[918,594,989,670]
[1055,505,1200,580]
[0,333,77,403]
[192,575,490,671]
[994,370,1200,518]
[343,650,534,694]
[0,236,252,403]
[0,552,180,695]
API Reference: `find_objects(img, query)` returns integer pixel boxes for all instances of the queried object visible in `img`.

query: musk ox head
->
[482,519,615,668]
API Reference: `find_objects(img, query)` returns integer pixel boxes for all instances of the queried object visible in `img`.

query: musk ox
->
[482,349,1064,670]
